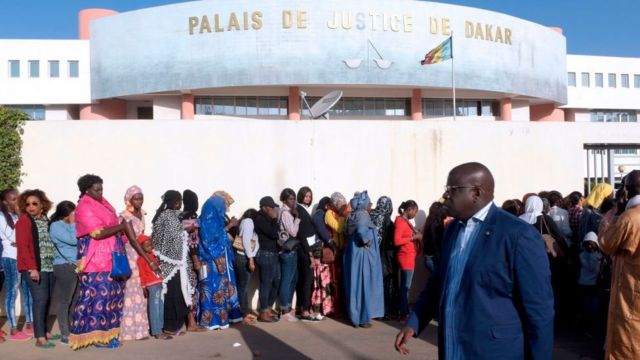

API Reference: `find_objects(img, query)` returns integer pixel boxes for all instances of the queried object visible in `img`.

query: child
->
[578,231,602,336]
[137,235,172,340]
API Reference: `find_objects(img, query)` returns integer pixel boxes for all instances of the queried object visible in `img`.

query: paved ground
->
[0,316,603,360]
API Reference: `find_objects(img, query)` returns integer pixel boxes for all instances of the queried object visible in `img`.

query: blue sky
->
[1,0,638,57]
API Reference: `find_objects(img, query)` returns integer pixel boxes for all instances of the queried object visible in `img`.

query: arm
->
[355,223,374,247]
[281,210,300,238]
[514,226,555,360]
[313,211,332,244]
[324,210,341,233]
[394,218,413,246]
[49,222,77,246]
[599,213,638,256]
[15,215,37,271]
[240,220,256,258]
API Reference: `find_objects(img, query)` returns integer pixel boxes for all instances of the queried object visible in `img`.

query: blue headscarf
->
[350,191,371,212]
[198,195,229,262]
[347,191,376,237]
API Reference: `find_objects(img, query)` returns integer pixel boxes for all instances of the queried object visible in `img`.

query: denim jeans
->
[147,284,164,336]
[255,250,280,311]
[399,269,414,316]
[2,257,33,328]
[279,251,298,312]
[53,264,78,339]
[233,252,251,316]
[24,270,55,339]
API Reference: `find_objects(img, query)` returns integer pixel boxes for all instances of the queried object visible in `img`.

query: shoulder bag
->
[540,217,565,259]
[278,210,300,252]
[110,236,132,279]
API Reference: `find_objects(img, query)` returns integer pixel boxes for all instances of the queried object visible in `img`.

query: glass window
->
[581,72,589,87]
[246,97,258,116]
[28,60,39,78]
[595,73,603,87]
[195,97,213,115]
[9,60,19,77]
[49,61,59,78]
[8,105,45,120]
[608,73,616,88]
[481,101,495,116]
[68,60,79,77]
[567,72,576,86]
[424,100,443,116]
[213,97,234,115]
[635,75,640,88]
[621,74,629,88]
[590,110,637,123]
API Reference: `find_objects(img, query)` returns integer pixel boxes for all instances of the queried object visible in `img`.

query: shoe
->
[60,337,69,345]
[35,341,56,349]
[162,330,185,336]
[313,313,325,321]
[9,331,32,341]
[23,325,34,336]
[48,334,62,341]
[257,313,278,323]
[281,312,299,322]
[0,329,6,337]
[95,338,120,349]
[300,315,320,322]
[154,334,173,340]
[187,326,207,332]
[359,323,372,328]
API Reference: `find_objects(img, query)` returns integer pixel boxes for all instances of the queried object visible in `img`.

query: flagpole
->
[451,32,456,121]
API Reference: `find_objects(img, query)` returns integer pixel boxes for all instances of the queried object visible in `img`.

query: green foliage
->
[0,106,27,189]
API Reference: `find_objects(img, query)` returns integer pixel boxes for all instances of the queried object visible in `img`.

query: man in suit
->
[395,162,554,359]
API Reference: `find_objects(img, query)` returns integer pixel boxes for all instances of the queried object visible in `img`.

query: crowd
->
[0,174,428,350]
[0,167,635,358]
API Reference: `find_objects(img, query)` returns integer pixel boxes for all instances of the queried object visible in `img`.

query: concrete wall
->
[153,96,182,120]
[3,119,639,316]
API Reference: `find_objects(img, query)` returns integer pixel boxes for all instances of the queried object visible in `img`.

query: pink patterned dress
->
[119,211,150,340]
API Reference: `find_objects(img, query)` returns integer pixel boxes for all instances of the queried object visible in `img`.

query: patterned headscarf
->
[585,183,613,209]
[124,185,143,213]
[369,196,393,243]
[213,190,234,211]
[199,195,230,262]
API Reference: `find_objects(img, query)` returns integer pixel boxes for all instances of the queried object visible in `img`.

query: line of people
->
[0,174,430,350]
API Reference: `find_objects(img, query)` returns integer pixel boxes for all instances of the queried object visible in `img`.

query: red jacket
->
[16,214,40,272]
[137,251,162,288]
[394,216,417,270]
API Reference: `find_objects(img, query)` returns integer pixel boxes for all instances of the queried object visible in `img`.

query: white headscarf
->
[519,195,544,224]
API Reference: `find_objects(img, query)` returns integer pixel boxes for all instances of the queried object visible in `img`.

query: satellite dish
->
[307,90,343,119]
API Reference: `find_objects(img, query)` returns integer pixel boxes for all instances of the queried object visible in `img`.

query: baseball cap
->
[259,196,278,208]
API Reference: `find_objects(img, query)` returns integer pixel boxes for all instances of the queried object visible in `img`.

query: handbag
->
[110,236,132,279]
[540,217,565,259]
[321,244,335,264]
[277,210,300,252]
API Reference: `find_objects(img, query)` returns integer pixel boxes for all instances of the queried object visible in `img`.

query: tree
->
[0,106,27,189]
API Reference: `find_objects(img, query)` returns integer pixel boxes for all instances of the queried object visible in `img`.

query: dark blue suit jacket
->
[407,204,554,359]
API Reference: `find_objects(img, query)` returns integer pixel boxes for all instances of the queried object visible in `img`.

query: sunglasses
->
[444,185,479,194]
[26,202,41,207]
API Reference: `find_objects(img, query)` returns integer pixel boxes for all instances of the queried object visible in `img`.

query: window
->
[68,60,79,77]
[635,75,640,88]
[608,73,616,88]
[7,105,45,120]
[9,60,19,77]
[590,110,637,123]
[621,74,629,88]
[48,60,59,78]
[567,72,576,86]
[581,72,590,87]
[28,60,39,78]
[195,96,288,117]
[301,97,408,118]
[422,99,496,117]
[595,73,603,87]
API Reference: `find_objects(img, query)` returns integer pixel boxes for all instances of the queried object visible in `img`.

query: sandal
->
[35,341,56,349]
[154,334,173,340]
[241,316,257,325]
[47,334,62,341]
[187,326,207,333]
[163,330,186,337]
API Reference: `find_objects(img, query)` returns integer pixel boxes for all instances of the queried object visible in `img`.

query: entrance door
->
[137,107,153,119]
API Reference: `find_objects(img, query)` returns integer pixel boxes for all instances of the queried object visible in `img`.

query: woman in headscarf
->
[343,191,384,328]
[70,175,157,350]
[369,196,398,320]
[197,195,242,330]
[325,192,347,317]
[151,190,191,336]
[578,183,614,242]
[179,190,205,332]
[118,185,150,341]
[310,196,334,318]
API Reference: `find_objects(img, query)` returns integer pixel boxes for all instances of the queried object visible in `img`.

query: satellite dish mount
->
[300,90,344,119]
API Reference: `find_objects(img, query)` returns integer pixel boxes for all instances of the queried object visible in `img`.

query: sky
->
[0,0,638,57]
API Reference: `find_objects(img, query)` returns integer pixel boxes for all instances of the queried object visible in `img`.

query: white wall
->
[511,99,531,121]
[3,119,639,316]
[565,55,640,111]
[44,105,71,120]
[152,96,181,120]
[0,40,91,105]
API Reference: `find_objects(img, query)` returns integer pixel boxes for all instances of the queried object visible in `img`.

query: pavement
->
[0,317,601,360]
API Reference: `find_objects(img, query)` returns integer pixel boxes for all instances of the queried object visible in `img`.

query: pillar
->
[411,89,422,120]
[181,94,194,120]
[288,86,300,120]
[499,98,512,121]
[78,9,118,40]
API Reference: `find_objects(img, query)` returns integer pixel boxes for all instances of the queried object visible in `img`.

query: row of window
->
[568,72,640,89]
[6,105,45,120]
[7,60,79,78]
[423,99,497,117]
[590,110,637,123]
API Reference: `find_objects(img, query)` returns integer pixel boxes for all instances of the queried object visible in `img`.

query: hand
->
[412,233,423,241]
[248,258,256,273]
[151,262,161,276]
[228,217,239,228]
[290,207,299,218]
[395,327,415,355]
[29,269,40,283]
[193,259,203,271]
[362,241,371,248]
[143,287,149,299]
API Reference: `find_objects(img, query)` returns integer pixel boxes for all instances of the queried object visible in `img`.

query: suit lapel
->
[462,204,498,275]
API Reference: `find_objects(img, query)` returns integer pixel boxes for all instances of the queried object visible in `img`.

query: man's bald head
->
[449,162,495,198]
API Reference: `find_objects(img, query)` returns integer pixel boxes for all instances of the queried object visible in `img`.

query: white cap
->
[583,231,598,246]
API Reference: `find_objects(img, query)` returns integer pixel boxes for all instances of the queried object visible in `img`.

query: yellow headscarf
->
[585,183,613,209]
[212,190,234,211]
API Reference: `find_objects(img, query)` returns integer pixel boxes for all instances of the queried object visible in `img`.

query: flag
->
[420,36,452,65]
